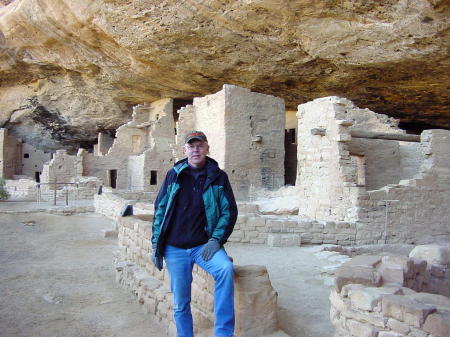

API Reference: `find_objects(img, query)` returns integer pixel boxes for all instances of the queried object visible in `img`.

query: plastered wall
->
[177,85,285,199]
[21,143,51,180]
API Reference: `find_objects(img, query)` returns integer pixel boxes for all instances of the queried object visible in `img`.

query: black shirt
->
[165,164,209,248]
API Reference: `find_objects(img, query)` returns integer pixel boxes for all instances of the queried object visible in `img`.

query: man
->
[151,131,238,337]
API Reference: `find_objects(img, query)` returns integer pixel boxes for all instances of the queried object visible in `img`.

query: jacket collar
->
[173,157,221,189]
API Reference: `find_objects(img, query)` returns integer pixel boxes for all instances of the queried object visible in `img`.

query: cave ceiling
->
[0,0,449,149]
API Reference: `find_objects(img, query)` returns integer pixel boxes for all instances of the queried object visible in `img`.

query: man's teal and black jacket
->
[151,157,238,258]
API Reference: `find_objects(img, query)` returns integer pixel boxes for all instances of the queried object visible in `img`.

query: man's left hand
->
[201,238,220,261]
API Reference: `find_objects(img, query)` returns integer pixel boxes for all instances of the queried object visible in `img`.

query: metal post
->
[65,188,68,206]
[53,179,57,206]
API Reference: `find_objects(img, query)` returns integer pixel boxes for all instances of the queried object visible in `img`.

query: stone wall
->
[21,142,51,180]
[296,97,362,221]
[4,177,36,200]
[355,130,450,245]
[41,149,83,189]
[139,99,176,192]
[86,99,175,191]
[95,132,114,156]
[115,215,280,337]
[0,128,22,179]
[176,85,285,200]
[296,97,450,245]
[94,190,156,220]
[330,245,450,337]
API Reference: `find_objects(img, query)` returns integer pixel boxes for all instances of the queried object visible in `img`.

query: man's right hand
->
[151,245,163,271]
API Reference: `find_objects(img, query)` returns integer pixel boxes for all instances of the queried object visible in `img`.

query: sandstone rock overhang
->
[0,0,449,148]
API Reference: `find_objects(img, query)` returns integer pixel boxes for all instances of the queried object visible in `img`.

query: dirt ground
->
[0,204,346,337]
[0,211,166,337]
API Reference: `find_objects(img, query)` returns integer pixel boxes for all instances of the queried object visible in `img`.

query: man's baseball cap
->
[185,131,208,144]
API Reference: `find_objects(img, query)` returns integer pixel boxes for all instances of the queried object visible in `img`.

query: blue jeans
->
[164,244,235,337]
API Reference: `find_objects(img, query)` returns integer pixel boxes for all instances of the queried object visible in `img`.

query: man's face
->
[184,140,209,168]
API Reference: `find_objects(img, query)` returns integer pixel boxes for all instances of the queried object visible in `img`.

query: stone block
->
[409,292,450,311]
[430,265,446,279]
[267,233,300,247]
[300,233,312,242]
[234,265,278,336]
[335,265,381,292]
[349,286,402,312]
[422,311,450,337]
[346,319,378,337]
[387,318,410,335]
[236,214,248,224]
[407,327,428,337]
[378,332,404,337]
[330,289,349,312]
[341,284,366,297]
[378,265,405,286]
[342,307,387,328]
[382,294,437,327]
[409,245,450,266]
[248,216,266,227]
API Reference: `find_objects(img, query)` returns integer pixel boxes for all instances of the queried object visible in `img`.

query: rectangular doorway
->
[150,170,157,185]
[108,169,117,189]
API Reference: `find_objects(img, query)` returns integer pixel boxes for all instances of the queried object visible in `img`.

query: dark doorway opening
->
[284,128,297,185]
[35,172,40,183]
[150,171,157,185]
[109,169,117,189]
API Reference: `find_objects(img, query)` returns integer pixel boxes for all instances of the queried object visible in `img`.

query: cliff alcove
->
[0,0,449,150]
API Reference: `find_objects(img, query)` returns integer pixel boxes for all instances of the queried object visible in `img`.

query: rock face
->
[0,0,449,149]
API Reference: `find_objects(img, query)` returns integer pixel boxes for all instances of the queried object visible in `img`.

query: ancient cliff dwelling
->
[0,1,449,337]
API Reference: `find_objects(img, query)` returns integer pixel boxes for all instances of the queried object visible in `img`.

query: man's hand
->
[151,244,163,271]
[201,238,220,261]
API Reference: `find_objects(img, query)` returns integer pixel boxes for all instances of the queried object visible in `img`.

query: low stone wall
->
[94,191,155,220]
[4,178,36,200]
[330,245,450,337]
[115,215,280,337]
[229,212,357,246]
[95,192,375,247]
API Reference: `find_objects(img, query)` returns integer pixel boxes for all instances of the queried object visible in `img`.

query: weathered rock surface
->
[0,0,449,149]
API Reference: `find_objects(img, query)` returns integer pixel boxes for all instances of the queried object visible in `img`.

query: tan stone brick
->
[422,311,450,337]
[349,286,402,312]
[346,319,378,337]
[341,307,387,328]
[378,332,404,337]
[248,216,265,227]
[387,318,410,335]
[382,294,436,327]
[335,265,381,292]
[330,289,350,312]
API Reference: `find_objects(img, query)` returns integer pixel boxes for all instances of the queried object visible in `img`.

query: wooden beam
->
[350,130,420,142]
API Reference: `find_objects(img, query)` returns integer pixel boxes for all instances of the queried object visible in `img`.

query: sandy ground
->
[0,202,344,337]
[227,245,336,337]
[0,211,166,337]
